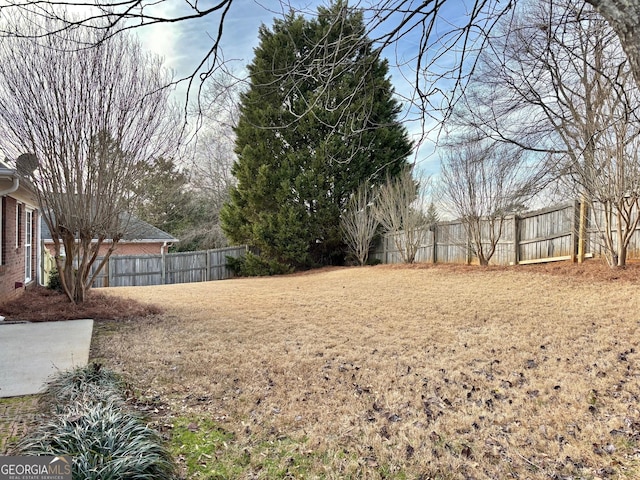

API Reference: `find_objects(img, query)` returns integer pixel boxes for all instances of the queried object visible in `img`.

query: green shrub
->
[47,268,64,292]
[39,363,126,409]
[18,401,176,480]
[225,255,245,275]
[226,252,293,277]
[19,363,176,480]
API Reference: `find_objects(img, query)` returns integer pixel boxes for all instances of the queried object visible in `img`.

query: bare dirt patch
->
[90,261,640,479]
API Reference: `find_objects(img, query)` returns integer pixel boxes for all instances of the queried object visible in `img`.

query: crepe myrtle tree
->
[460,0,640,267]
[373,168,430,264]
[1,1,638,127]
[439,136,546,266]
[341,181,379,266]
[0,15,180,304]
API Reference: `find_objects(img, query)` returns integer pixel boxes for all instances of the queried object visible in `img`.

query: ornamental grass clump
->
[18,364,176,480]
[38,363,126,409]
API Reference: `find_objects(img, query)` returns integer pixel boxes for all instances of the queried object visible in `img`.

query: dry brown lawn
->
[91,262,640,479]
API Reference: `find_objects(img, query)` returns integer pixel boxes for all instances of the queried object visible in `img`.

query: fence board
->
[371,200,640,266]
[165,251,207,284]
[89,245,248,288]
[209,246,247,280]
[517,203,575,264]
[435,221,468,264]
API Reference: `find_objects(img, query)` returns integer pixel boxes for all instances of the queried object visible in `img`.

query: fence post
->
[206,250,211,282]
[513,215,519,265]
[108,256,113,287]
[432,225,437,264]
[161,250,166,285]
[571,199,579,263]
[577,197,587,263]
[102,258,108,288]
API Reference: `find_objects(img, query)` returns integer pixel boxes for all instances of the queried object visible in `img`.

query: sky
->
[134,0,479,178]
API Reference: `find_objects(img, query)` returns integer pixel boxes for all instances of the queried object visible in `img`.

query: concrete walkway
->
[0,319,93,398]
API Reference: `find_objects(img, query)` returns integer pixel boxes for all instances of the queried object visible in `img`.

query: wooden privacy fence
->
[89,245,249,288]
[372,200,640,266]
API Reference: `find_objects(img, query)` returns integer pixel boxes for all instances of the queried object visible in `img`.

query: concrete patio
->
[0,319,93,398]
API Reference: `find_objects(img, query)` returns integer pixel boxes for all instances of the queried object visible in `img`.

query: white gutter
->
[160,241,177,255]
[0,170,19,196]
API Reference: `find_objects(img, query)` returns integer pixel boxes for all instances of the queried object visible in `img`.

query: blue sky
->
[136,0,476,177]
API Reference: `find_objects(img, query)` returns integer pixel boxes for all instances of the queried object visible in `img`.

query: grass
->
[16,364,176,480]
[23,261,640,478]
[0,396,40,454]
[38,362,128,408]
[170,415,324,479]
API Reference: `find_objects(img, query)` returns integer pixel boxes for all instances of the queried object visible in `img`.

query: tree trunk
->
[586,1,640,88]
[618,242,627,267]
[74,277,87,303]
[59,233,78,304]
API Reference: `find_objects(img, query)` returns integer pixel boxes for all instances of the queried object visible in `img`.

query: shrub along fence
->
[371,200,640,266]
[89,245,249,288]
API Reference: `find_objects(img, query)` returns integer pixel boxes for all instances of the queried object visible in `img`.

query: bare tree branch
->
[374,167,429,264]
[0,13,180,302]
[2,0,640,145]
[459,0,640,266]
[341,181,379,265]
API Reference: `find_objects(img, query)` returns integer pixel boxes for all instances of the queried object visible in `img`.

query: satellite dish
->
[16,153,39,176]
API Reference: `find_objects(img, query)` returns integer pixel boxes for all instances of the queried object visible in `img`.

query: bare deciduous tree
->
[439,138,544,266]
[183,73,242,249]
[588,116,640,267]
[374,168,429,264]
[341,181,379,266]
[3,1,639,124]
[464,0,640,267]
[0,16,179,303]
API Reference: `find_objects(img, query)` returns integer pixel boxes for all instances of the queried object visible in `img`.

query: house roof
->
[0,158,37,204]
[0,158,14,173]
[41,213,179,243]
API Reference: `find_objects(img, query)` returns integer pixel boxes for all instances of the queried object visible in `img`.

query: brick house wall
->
[39,214,177,287]
[0,196,39,303]
[43,240,169,257]
[102,242,168,255]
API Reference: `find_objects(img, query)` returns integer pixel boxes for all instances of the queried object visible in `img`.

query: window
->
[0,197,2,265]
[0,198,3,265]
[16,203,21,247]
[25,209,33,282]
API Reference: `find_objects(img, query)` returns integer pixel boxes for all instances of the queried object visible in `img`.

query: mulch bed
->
[0,286,162,322]
[382,258,640,282]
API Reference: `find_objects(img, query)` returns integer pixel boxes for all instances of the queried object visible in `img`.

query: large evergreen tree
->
[132,158,192,236]
[221,1,413,268]
[132,158,230,252]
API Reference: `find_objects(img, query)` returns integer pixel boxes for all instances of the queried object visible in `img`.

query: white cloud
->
[136,21,180,69]
[133,0,444,171]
